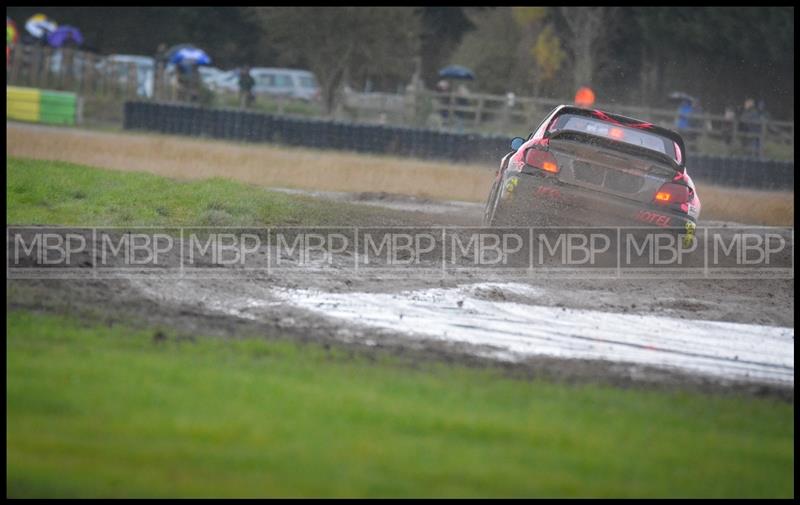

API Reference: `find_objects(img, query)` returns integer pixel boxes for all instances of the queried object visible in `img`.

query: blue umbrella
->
[168,46,211,66]
[667,91,697,104]
[165,43,194,59]
[47,25,83,47]
[438,65,475,80]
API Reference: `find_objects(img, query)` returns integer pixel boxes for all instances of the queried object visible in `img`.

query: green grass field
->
[6,156,795,497]
[7,310,794,498]
[6,157,389,227]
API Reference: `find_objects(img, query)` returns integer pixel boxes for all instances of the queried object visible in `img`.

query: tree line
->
[7,6,794,119]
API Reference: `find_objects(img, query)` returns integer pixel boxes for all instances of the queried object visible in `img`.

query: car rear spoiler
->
[544,105,687,171]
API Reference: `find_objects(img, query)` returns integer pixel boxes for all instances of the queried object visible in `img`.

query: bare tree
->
[558,7,615,90]
[253,7,419,115]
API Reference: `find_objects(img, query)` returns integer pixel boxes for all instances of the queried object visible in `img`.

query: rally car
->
[483,105,701,235]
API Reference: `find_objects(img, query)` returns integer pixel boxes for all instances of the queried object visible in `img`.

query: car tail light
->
[524,147,559,174]
[653,182,691,206]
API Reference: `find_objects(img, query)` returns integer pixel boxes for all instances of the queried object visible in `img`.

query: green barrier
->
[39,89,77,125]
[7,86,77,125]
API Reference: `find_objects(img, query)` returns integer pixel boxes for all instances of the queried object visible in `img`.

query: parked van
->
[250,68,320,101]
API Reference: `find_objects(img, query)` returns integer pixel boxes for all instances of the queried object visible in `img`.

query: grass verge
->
[6,157,396,227]
[6,309,794,498]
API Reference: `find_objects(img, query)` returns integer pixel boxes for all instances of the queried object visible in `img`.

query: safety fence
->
[7,86,79,125]
[123,101,793,190]
[7,45,144,100]
[343,89,794,161]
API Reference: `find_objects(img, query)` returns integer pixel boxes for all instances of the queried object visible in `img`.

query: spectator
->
[436,79,450,122]
[757,99,777,147]
[675,97,704,144]
[172,61,204,103]
[238,65,255,109]
[574,86,595,108]
[757,99,771,123]
[739,98,761,157]
[675,98,693,131]
[23,13,55,46]
[176,62,196,102]
[722,105,736,146]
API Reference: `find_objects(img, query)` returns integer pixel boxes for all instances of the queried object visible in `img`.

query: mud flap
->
[682,221,696,248]
[490,175,525,226]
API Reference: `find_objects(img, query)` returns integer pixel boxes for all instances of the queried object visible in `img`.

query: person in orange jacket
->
[574,86,596,108]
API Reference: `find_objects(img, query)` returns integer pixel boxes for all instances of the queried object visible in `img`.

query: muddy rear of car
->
[484,106,701,232]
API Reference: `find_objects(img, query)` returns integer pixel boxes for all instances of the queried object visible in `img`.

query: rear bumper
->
[499,171,697,230]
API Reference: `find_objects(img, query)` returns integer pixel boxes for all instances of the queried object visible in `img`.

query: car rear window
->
[549,114,678,162]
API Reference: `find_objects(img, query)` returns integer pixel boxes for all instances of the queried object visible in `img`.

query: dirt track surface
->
[8,192,794,398]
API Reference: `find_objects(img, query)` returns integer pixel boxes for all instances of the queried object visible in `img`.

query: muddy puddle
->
[132,279,794,386]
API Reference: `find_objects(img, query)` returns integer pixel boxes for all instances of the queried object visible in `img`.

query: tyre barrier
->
[123,101,793,190]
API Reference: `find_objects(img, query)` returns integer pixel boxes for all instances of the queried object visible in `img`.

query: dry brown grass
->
[6,122,793,225]
[693,184,794,226]
[6,123,494,202]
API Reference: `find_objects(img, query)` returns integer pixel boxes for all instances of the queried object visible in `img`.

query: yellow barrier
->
[7,86,41,122]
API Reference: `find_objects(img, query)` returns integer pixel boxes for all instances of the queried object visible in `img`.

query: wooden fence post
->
[474,95,484,127]
[76,95,84,125]
[699,114,709,152]
[107,61,115,99]
[29,46,40,88]
[84,52,95,97]
[41,46,53,89]
[128,62,137,98]
[526,100,537,128]
[9,44,22,85]
[730,117,739,157]
[447,89,455,128]
[170,73,177,102]
[62,48,73,90]
[403,86,415,126]
[97,58,106,97]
